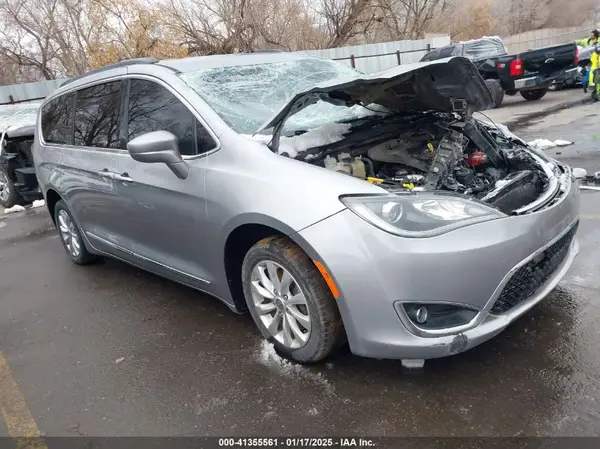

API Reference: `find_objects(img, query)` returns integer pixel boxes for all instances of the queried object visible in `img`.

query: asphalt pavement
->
[2,105,600,438]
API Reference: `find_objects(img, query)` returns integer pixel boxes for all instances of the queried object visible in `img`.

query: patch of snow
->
[573,167,588,179]
[494,179,511,189]
[243,123,351,158]
[580,185,600,191]
[115,357,125,364]
[528,139,574,151]
[4,205,26,214]
[554,140,573,147]
[559,172,570,192]
[243,134,272,145]
[256,340,335,395]
[494,123,521,141]
[32,199,45,208]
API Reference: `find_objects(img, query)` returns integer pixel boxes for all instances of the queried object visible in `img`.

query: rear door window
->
[74,81,122,149]
[439,46,457,58]
[126,79,217,156]
[41,94,75,145]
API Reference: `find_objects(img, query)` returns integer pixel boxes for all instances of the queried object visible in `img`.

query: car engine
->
[299,115,550,215]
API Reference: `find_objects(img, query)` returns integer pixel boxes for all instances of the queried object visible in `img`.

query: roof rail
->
[250,49,284,53]
[60,58,159,88]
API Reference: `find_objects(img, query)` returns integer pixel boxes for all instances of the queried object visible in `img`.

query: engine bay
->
[294,113,554,215]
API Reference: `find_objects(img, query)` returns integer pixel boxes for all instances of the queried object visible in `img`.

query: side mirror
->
[127,130,189,180]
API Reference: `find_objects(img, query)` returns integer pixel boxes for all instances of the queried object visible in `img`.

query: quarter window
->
[74,81,122,149]
[126,79,216,156]
[41,94,74,145]
[439,46,456,58]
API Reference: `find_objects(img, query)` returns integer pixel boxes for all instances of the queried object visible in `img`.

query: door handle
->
[113,173,133,183]
[97,169,114,179]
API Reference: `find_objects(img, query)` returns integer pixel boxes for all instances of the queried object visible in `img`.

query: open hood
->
[256,57,494,146]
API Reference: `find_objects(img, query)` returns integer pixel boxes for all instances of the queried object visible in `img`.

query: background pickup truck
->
[420,37,579,108]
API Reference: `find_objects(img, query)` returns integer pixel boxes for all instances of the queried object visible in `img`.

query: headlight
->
[340,193,505,237]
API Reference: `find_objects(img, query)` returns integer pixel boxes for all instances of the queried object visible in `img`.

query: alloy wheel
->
[250,260,311,349]
[57,209,81,258]
[0,171,9,202]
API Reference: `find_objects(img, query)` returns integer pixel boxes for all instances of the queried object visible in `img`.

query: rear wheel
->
[520,89,547,101]
[54,200,97,265]
[242,236,345,363]
[0,166,24,208]
[484,79,504,108]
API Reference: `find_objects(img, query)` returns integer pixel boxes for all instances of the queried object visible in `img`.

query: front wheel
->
[242,236,345,363]
[520,89,547,101]
[0,166,24,208]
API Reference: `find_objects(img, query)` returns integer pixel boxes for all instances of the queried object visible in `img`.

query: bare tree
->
[427,0,493,40]
[0,53,39,85]
[0,0,61,79]
[371,0,449,41]
[0,0,107,79]
[88,0,187,67]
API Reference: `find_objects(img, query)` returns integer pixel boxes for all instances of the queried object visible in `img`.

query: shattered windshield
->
[0,103,40,133]
[179,58,377,135]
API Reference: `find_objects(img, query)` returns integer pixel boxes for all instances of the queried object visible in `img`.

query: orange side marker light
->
[313,260,340,299]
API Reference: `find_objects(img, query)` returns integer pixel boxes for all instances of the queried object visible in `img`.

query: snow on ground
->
[4,205,26,214]
[31,199,45,208]
[528,139,574,151]
[255,340,335,395]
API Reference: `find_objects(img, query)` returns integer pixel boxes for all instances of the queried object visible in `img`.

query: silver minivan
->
[33,53,580,366]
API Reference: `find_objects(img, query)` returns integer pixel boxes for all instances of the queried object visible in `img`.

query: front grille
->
[490,222,578,315]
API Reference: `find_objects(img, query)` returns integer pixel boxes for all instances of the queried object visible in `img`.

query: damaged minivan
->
[33,52,580,366]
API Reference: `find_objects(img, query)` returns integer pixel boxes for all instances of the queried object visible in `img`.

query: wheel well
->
[224,224,286,312]
[45,189,61,223]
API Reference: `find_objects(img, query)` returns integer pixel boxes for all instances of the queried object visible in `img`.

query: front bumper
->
[294,172,580,360]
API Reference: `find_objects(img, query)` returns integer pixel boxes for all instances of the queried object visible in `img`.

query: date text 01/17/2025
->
[218,438,376,447]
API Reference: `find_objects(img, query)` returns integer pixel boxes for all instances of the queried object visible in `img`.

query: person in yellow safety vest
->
[591,45,600,100]
[576,30,600,47]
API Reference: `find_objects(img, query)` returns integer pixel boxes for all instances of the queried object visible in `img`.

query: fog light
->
[413,306,428,324]
[399,303,478,330]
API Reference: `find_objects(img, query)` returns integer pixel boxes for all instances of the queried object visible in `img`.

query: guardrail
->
[331,44,433,68]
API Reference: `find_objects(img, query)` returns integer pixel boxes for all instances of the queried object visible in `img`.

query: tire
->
[242,236,345,363]
[0,166,24,208]
[520,89,547,101]
[53,200,97,265]
[484,79,504,108]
